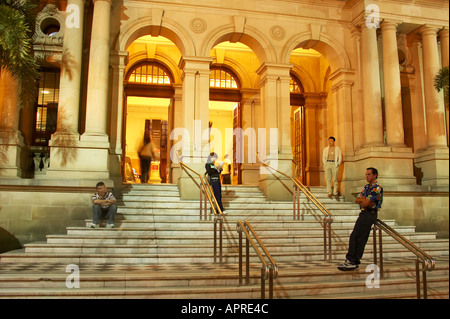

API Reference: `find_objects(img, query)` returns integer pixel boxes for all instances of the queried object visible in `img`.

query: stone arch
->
[126,51,183,85]
[290,65,316,93]
[282,31,351,72]
[200,24,277,64]
[212,57,254,89]
[116,16,196,57]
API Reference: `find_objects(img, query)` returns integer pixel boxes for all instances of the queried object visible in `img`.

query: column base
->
[178,162,205,200]
[344,145,418,199]
[45,132,110,180]
[258,154,293,201]
[0,129,24,178]
[415,147,449,190]
[241,163,259,185]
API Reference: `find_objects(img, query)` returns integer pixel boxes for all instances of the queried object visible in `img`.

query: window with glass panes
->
[128,63,172,84]
[34,69,60,146]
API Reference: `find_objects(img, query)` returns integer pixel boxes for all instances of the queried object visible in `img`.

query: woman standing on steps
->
[205,152,227,215]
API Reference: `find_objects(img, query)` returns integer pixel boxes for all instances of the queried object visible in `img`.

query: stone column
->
[381,21,405,147]
[439,28,449,147]
[177,57,213,199]
[48,0,112,182]
[108,50,128,185]
[240,89,260,184]
[420,26,447,149]
[439,28,449,67]
[256,63,293,200]
[81,0,112,142]
[303,93,322,186]
[0,69,24,177]
[55,0,84,136]
[47,0,85,174]
[415,26,449,188]
[328,69,355,197]
[360,24,384,146]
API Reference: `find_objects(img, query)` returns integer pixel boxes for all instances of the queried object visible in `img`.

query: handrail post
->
[323,217,327,260]
[246,236,250,285]
[261,267,265,299]
[239,227,243,286]
[422,260,428,299]
[328,219,332,260]
[200,187,203,220]
[415,259,421,299]
[269,267,274,299]
[214,218,217,264]
[219,217,223,264]
[293,184,297,220]
[373,224,378,267]
[378,226,384,278]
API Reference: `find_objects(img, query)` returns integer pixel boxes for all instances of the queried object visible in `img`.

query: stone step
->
[0,258,447,298]
[3,246,447,265]
[22,239,449,257]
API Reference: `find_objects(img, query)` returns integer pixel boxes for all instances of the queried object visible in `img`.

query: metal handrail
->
[256,152,333,260]
[179,161,224,263]
[373,219,436,299]
[237,220,278,299]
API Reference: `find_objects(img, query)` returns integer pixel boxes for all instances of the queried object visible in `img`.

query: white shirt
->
[322,145,342,167]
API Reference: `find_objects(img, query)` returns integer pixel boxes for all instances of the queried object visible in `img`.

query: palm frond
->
[0,0,39,108]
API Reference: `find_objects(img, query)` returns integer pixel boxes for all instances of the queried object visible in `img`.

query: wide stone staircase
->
[0,183,448,298]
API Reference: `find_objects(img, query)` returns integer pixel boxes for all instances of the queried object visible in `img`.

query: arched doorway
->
[209,66,242,184]
[123,60,174,183]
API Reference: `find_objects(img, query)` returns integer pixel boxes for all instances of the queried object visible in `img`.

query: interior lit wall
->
[125,97,170,172]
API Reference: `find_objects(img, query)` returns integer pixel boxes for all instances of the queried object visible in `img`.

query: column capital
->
[178,56,213,72]
[110,50,129,68]
[438,28,449,38]
[93,0,112,5]
[256,62,293,77]
[418,25,440,36]
[380,20,400,32]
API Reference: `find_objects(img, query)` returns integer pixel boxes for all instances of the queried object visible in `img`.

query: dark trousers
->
[92,204,117,225]
[210,178,224,213]
[346,209,378,265]
[140,157,151,183]
[222,174,231,185]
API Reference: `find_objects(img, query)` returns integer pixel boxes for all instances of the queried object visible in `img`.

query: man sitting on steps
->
[90,182,117,229]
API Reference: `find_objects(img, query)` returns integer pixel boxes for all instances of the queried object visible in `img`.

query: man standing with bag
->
[322,136,342,199]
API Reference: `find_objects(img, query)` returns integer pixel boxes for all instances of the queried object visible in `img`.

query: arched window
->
[290,74,305,106]
[290,76,304,94]
[209,66,241,102]
[125,61,174,98]
[210,68,239,89]
[127,62,172,85]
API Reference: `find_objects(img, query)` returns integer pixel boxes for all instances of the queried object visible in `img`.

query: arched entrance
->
[123,59,175,183]
[209,66,242,184]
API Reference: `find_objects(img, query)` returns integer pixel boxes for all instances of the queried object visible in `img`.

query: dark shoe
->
[337,260,359,271]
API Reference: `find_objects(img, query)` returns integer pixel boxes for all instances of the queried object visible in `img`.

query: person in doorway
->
[138,136,154,184]
[205,152,227,215]
[338,167,383,271]
[221,154,232,185]
[322,136,342,199]
[91,182,117,228]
